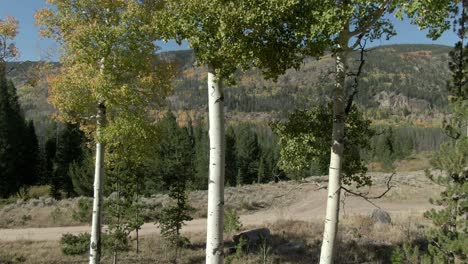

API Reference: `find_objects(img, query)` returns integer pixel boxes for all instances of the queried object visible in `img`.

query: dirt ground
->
[0,171,443,242]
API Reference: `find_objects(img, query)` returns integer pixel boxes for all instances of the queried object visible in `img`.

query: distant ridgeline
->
[5,44,452,174]
[166,44,451,118]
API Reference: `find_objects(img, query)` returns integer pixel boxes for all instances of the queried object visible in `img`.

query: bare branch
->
[350,33,365,51]
[273,181,326,200]
[341,186,382,209]
[6,65,15,74]
[345,39,367,114]
[340,173,395,209]
[341,191,348,216]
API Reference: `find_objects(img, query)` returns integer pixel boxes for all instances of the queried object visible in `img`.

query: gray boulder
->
[275,241,306,254]
[232,228,270,249]
[371,208,392,225]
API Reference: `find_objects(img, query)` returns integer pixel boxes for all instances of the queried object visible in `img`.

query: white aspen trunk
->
[89,102,106,264]
[319,50,347,264]
[136,189,140,254]
[205,65,225,264]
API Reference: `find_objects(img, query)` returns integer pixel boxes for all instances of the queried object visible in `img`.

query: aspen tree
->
[290,1,458,262]
[36,1,173,263]
[155,1,326,262]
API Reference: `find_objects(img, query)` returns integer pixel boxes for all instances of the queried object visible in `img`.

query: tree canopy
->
[35,0,174,159]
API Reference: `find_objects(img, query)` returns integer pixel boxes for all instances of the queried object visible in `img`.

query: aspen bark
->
[319,50,347,264]
[205,65,225,264]
[89,102,106,264]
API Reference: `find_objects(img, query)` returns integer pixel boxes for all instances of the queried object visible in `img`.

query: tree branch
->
[348,0,391,39]
[340,173,395,209]
[349,33,365,51]
[273,181,326,200]
[345,39,367,114]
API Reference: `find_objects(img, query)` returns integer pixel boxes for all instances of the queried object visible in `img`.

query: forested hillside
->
[7,44,451,142]
[169,44,451,119]
[1,1,465,263]
[2,44,452,197]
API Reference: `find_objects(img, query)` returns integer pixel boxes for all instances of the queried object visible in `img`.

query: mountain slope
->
[168,44,450,114]
[6,44,453,140]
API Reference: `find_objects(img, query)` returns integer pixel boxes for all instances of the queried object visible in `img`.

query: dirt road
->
[0,186,437,242]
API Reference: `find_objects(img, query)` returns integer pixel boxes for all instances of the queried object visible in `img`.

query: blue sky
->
[0,0,459,61]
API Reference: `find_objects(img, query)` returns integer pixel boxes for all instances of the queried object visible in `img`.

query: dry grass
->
[367,152,433,173]
[0,180,307,228]
[340,213,428,244]
[0,198,84,228]
[0,170,443,229]
[0,212,433,264]
[0,234,206,264]
[394,152,433,172]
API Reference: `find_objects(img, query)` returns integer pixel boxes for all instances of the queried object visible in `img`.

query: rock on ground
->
[370,208,392,225]
[232,228,271,249]
[275,241,306,254]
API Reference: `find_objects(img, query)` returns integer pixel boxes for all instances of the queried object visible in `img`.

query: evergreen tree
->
[6,80,21,116]
[444,28,468,139]
[16,95,41,191]
[106,157,145,263]
[235,124,261,185]
[4,80,28,193]
[257,155,267,184]
[54,123,85,197]
[425,140,468,263]
[0,66,16,197]
[257,129,285,183]
[424,3,467,262]
[69,148,94,197]
[44,136,58,197]
[155,112,194,254]
[0,44,39,196]
[186,116,196,186]
[192,119,209,190]
[225,126,237,186]
[48,123,86,199]
[21,120,40,186]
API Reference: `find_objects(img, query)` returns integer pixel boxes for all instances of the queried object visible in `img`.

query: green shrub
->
[51,206,62,224]
[0,252,26,263]
[105,229,131,253]
[225,236,248,264]
[391,246,405,264]
[27,186,51,199]
[72,198,92,223]
[61,233,91,255]
[224,208,242,235]
[235,236,248,257]
[391,242,434,264]
[60,232,131,256]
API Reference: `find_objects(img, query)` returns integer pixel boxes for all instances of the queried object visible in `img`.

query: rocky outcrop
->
[374,91,431,113]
